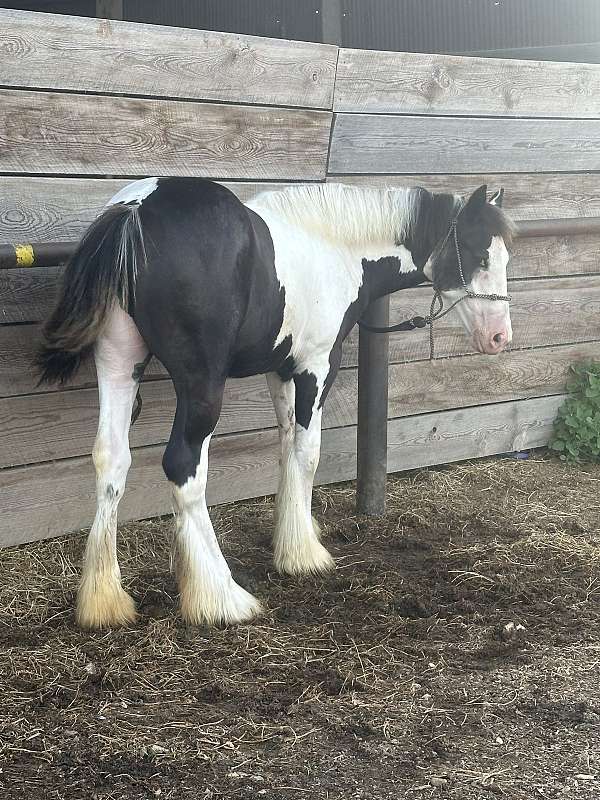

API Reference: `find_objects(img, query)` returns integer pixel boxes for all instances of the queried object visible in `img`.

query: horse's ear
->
[489,188,505,207]
[462,184,487,215]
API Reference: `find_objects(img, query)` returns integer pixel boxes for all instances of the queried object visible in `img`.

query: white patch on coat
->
[171,436,262,625]
[363,241,418,273]
[107,177,159,207]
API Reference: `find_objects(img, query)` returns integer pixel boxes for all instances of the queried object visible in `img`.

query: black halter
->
[358,219,511,359]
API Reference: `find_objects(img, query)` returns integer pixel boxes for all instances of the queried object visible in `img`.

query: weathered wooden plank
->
[0,394,564,547]
[0,427,281,548]
[386,341,595,419]
[335,48,600,117]
[0,89,331,180]
[0,267,60,324]
[0,375,275,469]
[0,177,293,245]
[0,324,166,398]
[3,173,600,248]
[331,174,600,221]
[511,235,600,279]
[3,232,599,324]
[329,115,600,174]
[1,340,594,469]
[385,394,563,469]
[2,275,599,397]
[0,9,336,109]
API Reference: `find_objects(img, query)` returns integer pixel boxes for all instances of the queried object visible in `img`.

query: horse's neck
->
[406,190,461,269]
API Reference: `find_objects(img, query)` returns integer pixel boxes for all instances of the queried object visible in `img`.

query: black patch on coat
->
[433,190,514,291]
[320,257,426,408]
[403,189,458,270]
[132,353,152,382]
[276,347,296,382]
[293,370,318,429]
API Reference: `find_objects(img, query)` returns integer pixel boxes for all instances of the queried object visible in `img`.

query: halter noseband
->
[358,218,512,359]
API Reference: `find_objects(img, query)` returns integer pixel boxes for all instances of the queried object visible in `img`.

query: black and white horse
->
[38,178,513,629]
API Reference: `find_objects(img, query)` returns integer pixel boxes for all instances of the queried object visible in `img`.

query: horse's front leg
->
[267,371,334,575]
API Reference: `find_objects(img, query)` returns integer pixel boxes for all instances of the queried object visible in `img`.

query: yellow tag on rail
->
[14,244,35,267]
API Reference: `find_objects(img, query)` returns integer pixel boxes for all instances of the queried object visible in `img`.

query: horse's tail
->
[37,203,146,385]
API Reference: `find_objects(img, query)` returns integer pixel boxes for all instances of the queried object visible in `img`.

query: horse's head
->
[424,185,514,355]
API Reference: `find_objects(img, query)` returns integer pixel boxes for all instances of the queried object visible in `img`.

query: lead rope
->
[359,219,511,360]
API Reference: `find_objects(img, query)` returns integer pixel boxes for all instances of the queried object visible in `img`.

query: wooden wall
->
[1,9,599,547]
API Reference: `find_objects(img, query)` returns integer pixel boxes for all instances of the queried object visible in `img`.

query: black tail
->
[37,203,146,385]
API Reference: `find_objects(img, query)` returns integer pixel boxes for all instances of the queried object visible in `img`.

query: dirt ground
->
[0,453,599,800]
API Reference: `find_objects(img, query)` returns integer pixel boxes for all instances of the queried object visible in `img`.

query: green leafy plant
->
[549,361,600,463]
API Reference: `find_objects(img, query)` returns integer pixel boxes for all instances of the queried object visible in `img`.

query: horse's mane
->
[249,183,515,250]
[248,183,419,246]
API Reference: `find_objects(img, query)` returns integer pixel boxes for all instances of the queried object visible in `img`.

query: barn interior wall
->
[1,8,600,546]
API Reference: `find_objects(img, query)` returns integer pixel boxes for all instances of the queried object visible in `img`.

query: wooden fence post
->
[356,295,390,516]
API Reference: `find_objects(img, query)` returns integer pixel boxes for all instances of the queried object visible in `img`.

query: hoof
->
[76,576,137,630]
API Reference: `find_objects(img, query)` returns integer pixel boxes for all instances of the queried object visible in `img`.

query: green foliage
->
[549,361,600,463]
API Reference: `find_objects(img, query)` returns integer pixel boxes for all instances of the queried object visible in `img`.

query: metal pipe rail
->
[2,218,600,271]
[0,241,74,270]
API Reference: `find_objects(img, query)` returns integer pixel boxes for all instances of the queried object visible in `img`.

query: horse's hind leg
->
[267,371,334,575]
[77,307,149,629]
[163,375,262,625]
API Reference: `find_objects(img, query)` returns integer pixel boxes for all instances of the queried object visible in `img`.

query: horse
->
[37,178,514,629]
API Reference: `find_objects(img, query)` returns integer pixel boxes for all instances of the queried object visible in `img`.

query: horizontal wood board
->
[335,48,600,117]
[0,178,294,245]
[329,115,600,174]
[0,341,594,470]
[330,174,600,221]
[0,90,331,180]
[5,173,600,247]
[0,395,564,547]
[0,9,337,109]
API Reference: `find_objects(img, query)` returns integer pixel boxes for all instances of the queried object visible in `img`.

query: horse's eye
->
[480,256,489,268]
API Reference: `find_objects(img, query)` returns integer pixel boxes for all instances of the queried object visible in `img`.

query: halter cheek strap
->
[358,219,512,359]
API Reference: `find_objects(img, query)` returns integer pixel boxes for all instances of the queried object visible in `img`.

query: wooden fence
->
[1,9,600,547]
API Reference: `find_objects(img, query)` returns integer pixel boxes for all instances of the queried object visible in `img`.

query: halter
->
[358,218,512,359]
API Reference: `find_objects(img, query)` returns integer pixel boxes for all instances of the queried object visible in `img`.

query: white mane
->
[248,183,418,246]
